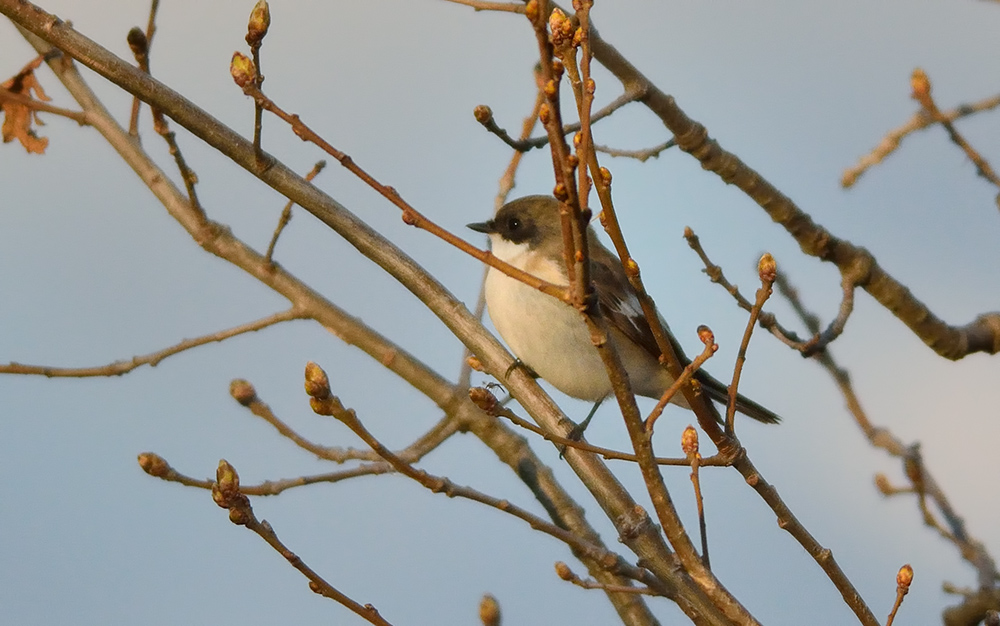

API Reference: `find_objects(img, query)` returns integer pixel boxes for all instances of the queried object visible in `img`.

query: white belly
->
[485,266,613,401]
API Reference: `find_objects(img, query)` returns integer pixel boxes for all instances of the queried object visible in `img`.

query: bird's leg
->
[566,398,604,441]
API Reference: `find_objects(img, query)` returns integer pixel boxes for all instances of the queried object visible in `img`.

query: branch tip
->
[229,378,257,406]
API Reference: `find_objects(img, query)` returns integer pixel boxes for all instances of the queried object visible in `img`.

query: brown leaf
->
[1,56,52,154]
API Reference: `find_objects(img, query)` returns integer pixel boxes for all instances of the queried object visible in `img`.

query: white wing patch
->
[607,291,646,337]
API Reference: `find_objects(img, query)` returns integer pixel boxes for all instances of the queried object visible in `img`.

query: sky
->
[2,1,999,624]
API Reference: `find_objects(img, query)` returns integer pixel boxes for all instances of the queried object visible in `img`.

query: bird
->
[467,195,780,429]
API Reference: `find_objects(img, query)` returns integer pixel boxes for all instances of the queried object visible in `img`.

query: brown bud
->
[874,473,893,495]
[538,102,551,125]
[585,77,596,95]
[229,379,257,406]
[246,0,271,47]
[573,131,583,147]
[573,27,585,48]
[552,183,568,201]
[479,594,501,626]
[758,253,776,283]
[551,58,564,79]
[469,387,498,414]
[229,506,251,526]
[466,355,484,372]
[216,459,241,498]
[126,27,148,58]
[896,563,913,593]
[566,153,579,169]
[681,425,699,456]
[696,324,715,346]
[230,52,256,88]
[598,166,612,187]
[683,226,694,238]
[624,257,639,278]
[137,452,170,478]
[544,79,558,98]
[304,361,331,399]
[473,104,492,124]
[211,483,228,508]
[548,8,568,41]
[910,68,930,101]
[554,561,573,581]
[525,0,539,23]
[310,396,334,416]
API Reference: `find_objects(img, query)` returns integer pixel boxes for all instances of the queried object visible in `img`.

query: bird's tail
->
[696,372,781,425]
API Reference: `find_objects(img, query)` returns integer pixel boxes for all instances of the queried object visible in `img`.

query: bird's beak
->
[466,220,495,234]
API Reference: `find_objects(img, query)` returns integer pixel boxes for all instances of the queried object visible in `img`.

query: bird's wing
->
[590,247,781,424]
[589,247,674,362]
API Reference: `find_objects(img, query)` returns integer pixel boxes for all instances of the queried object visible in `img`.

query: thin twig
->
[245,1,269,161]
[1,309,305,377]
[726,254,775,434]
[841,92,1000,188]
[229,378,460,465]
[0,85,88,124]
[305,363,650,585]
[681,426,709,568]
[138,452,394,495]
[885,565,913,626]
[776,271,1000,585]
[211,460,394,626]
[595,139,675,161]
[474,89,639,153]
[443,0,526,12]
[264,159,326,264]
[127,23,203,212]
[232,77,568,302]
[910,69,1000,208]
[644,328,717,434]
[555,562,663,596]
[468,387,732,467]
[684,226,855,357]
[127,0,159,136]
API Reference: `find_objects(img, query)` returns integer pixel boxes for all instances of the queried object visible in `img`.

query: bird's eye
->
[506,217,521,232]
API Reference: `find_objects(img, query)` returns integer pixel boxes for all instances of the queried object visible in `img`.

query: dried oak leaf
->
[1,56,51,154]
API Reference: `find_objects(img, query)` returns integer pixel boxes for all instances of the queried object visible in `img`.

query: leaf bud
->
[246,0,271,47]
[230,52,256,88]
[229,379,257,406]
[304,361,331,399]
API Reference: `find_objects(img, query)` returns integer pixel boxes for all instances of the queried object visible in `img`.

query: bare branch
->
[229,378,460,464]
[264,159,327,264]
[910,68,1000,208]
[443,0,525,12]
[138,451,394,496]
[842,91,1000,189]
[725,255,775,434]
[473,89,640,153]
[469,386,732,467]
[1,309,305,377]
[210,460,394,625]
[0,84,88,124]
[305,363,655,589]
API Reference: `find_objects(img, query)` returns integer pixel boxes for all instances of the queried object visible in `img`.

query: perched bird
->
[468,195,779,427]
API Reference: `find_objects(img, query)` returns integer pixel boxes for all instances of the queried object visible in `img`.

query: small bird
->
[468,195,779,427]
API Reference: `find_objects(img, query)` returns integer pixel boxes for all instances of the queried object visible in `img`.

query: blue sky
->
[2,1,999,624]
